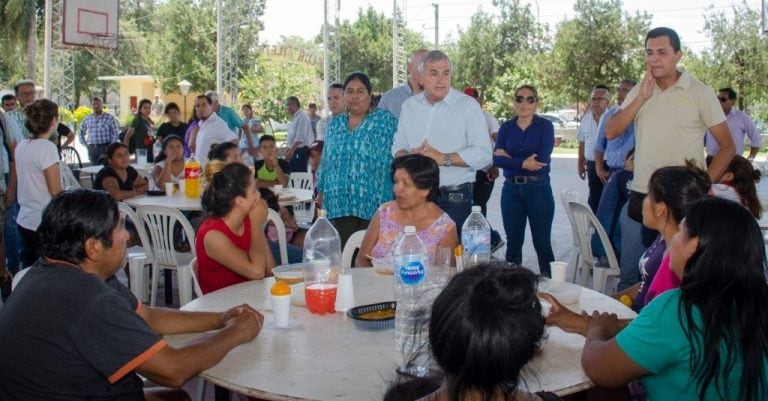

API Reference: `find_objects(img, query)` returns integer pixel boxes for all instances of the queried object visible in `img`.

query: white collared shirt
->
[196,112,237,167]
[287,110,315,148]
[577,110,602,161]
[392,89,492,186]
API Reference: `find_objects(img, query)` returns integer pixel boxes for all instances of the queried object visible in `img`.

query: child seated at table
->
[195,162,275,294]
[254,135,289,188]
[258,188,307,248]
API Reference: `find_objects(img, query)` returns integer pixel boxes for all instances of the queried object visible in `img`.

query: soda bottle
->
[394,225,431,376]
[461,206,491,268]
[302,209,342,314]
[184,153,201,198]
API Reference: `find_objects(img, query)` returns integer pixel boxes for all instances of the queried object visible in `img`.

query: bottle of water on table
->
[394,225,431,376]
[462,206,491,268]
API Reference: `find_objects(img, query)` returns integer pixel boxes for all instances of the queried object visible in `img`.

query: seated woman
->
[356,154,458,267]
[384,266,562,401]
[93,143,149,200]
[207,142,243,165]
[577,197,768,401]
[254,135,289,188]
[195,162,275,294]
[152,135,185,189]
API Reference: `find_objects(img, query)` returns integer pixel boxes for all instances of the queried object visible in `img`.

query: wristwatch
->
[443,153,452,167]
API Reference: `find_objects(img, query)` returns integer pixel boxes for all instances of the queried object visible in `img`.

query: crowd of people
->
[0,24,766,401]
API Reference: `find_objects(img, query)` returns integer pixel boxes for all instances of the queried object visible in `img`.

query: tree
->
[329,6,427,93]
[0,0,42,80]
[548,0,650,105]
[684,2,768,112]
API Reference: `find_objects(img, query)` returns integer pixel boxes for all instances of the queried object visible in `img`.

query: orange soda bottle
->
[184,154,201,198]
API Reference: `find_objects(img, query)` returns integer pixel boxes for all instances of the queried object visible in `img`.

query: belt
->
[88,143,111,147]
[438,182,472,194]
[506,175,545,184]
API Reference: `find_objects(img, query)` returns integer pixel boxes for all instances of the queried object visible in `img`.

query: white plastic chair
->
[342,230,366,270]
[119,202,154,303]
[60,162,82,190]
[265,208,288,265]
[180,257,203,304]
[560,189,585,283]
[288,172,314,192]
[11,267,31,290]
[568,201,621,294]
[137,205,196,306]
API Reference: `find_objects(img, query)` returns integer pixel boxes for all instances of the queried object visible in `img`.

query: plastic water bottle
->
[462,206,491,268]
[394,226,431,376]
[184,153,201,198]
[302,209,342,270]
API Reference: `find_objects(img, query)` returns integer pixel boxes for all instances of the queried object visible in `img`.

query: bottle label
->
[399,259,426,285]
[462,230,491,255]
[185,166,201,179]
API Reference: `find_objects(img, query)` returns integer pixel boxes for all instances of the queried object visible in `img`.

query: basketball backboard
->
[60,0,119,49]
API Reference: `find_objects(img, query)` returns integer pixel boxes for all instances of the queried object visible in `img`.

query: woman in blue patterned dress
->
[317,72,398,246]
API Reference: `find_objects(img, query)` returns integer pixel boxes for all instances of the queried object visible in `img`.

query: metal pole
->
[323,0,330,115]
[433,3,439,49]
[392,0,398,88]
[44,0,52,97]
[216,0,223,95]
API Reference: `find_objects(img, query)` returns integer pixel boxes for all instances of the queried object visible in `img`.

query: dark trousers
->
[18,225,38,269]
[501,178,555,277]
[330,216,370,250]
[473,171,501,244]
[290,146,309,173]
[586,160,604,213]
[87,143,110,165]
[435,183,473,238]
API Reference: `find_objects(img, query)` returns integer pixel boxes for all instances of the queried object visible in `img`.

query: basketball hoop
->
[53,0,119,50]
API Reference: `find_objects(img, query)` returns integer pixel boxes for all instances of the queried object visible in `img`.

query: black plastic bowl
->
[347,301,396,331]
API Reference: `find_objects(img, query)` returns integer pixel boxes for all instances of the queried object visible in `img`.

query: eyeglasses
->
[515,96,537,104]
[718,97,730,103]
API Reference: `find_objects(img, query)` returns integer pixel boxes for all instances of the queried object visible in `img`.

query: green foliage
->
[73,106,93,126]
[58,107,75,125]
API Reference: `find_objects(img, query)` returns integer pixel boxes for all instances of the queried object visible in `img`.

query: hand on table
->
[224,305,264,343]
[539,293,587,336]
[220,303,260,326]
[522,154,547,172]
[583,310,622,339]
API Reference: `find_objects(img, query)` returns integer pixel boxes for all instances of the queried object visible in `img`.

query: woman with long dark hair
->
[93,142,148,200]
[123,98,155,163]
[152,135,185,188]
[581,197,768,401]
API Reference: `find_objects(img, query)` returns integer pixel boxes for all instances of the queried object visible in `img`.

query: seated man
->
[254,134,290,188]
[0,189,263,401]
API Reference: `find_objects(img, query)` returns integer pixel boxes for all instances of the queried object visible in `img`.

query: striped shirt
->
[378,83,414,119]
[577,110,602,161]
[317,108,398,220]
[79,112,120,145]
[5,109,29,139]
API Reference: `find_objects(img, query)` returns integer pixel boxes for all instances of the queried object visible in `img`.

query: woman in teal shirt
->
[317,72,397,246]
[580,197,768,401]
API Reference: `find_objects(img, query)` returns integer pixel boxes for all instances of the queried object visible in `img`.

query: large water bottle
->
[302,209,342,270]
[394,225,431,376]
[462,206,491,268]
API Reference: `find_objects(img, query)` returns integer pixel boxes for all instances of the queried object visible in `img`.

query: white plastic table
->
[165,269,636,401]
[123,192,203,211]
[276,188,313,207]
[80,163,151,176]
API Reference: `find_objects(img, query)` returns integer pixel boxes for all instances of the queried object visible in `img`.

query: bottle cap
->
[471,205,482,213]
[404,225,416,233]
[317,209,327,218]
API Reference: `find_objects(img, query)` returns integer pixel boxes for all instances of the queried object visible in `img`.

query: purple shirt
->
[705,108,761,155]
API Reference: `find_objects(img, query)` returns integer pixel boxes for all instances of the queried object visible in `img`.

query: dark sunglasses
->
[515,96,537,104]
[718,96,729,103]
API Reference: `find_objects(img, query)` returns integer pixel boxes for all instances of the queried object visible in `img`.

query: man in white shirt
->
[193,95,237,167]
[315,84,344,141]
[577,85,611,212]
[392,50,492,229]
[378,48,428,119]
[284,96,315,172]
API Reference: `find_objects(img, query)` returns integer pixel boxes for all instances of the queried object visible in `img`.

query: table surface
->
[122,188,313,212]
[166,269,636,401]
[80,164,151,175]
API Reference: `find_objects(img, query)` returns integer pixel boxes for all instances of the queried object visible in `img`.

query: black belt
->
[438,182,472,194]
[506,175,545,184]
[88,143,110,147]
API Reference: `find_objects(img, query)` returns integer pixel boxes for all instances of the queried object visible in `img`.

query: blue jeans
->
[269,240,303,264]
[592,169,632,258]
[289,146,309,173]
[618,203,643,290]
[434,183,473,238]
[501,178,555,277]
[3,201,24,274]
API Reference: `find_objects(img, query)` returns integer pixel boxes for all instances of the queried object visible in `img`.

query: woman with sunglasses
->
[493,85,555,277]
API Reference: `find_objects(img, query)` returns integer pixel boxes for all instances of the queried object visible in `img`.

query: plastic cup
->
[164,182,174,196]
[550,261,568,291]
[303,261,338,315]
[263,276,276,299]
[270,294,291,328]
[333,273,355,312]
[274,184,284,194]
[137,149,148,166]
[178,179,186,193]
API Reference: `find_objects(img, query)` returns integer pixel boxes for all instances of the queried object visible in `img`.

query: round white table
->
[124,192,203,211]
[80,163,151,176]
[165,269,636,401]
[276,188,313,207]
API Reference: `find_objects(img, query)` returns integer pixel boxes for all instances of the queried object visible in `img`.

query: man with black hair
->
[578,84,611,212]
[705,87,761,160]
[0,189,263,401]
[284,96,314,172]
[1,94,16,112]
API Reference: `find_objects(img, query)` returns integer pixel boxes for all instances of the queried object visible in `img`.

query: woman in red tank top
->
[195,162,276,294]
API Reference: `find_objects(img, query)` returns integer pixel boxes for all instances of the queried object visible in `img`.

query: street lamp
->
[178,80,192,121]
